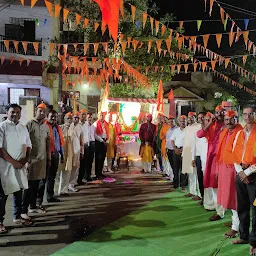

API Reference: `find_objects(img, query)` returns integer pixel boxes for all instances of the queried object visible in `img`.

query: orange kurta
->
[107,123,117,159]
[160,123,170,159]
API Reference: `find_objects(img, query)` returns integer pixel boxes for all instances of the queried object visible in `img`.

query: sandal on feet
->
[224,229,238,238]
[209,214,222,221]
[231,239,248,245]
[0,223,7,234]
[192,196,202,201]
[13,218,34,226]
[184,193,194,197]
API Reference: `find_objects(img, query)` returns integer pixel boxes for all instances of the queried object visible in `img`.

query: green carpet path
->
[52,191,249,256]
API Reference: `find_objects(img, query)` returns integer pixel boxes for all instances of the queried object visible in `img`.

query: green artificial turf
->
[52,191,249,256]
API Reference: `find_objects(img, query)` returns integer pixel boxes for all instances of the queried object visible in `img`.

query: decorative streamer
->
[54,4,62,18]
[31,0,38,8]
[63,8,69,22]
[45,0,53,16]
[131,5,136,23]
[197,20,202,31]
[142,13,147,29]
[216,34,222,48]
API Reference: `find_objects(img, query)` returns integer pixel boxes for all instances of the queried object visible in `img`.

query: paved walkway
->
[0,169,171,256]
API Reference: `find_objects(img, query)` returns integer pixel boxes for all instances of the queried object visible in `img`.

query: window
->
[9,88,25,104]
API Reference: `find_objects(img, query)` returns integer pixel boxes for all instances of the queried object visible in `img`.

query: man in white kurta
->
[0,104,32,232]
[182,112,201,198]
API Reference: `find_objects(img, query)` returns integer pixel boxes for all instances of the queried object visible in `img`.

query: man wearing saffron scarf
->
[197,106,225,221]
[182,112,201,198]
[231,106,256,255]
[94,112,109,179]
[37,110,64,203]
[216,110,242,238]
[23,103,50,216]
[139,114,156,173]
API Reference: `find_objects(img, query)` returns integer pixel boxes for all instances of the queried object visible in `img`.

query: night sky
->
[153,0,256,56]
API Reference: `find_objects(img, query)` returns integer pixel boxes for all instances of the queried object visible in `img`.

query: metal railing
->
[0,35,42,56]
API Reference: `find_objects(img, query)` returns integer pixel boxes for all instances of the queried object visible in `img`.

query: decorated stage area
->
[51,170,248,256]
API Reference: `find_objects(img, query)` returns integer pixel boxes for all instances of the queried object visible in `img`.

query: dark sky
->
[153,0,256,56]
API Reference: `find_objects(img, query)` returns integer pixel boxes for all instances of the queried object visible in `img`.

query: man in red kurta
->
[139,114,156,173]
[197,106,225,221]
[216,110,242,238]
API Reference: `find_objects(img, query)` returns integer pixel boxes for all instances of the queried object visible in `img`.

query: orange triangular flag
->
[127,37,132,48]
[49,43,55,56]
[142,13,147,29]
[20,0,24,5]
[179,21,183,29]
[220,7,225,24]
[31,0,38,8]
[203,34,210,48]
[132,39,139,52]
[3,40,9,52]
[243,55,247,64]
[211,60,217,70]
[193,62,198,72]
[63,8,69,21]
[45,0,53,16]
[19,57,23,66]
[215,34,222,48]
[73,43,78,52]
[101,42,108,54]
[27,59,31,66]
[0,56,5,65]
[243,31,249,47]
[101,24,107,35]
[121,41,127,55]
[201,62,207,72]
[155,20,160,35]
[76,14,81,25]
[54,4,62,18]
[10,57,14,64]
[248,41,253,52]
[209,0,214,16]
[224,58,230,68]
[165,38,171,52]
[235,28,242,42]
[147,40,153,53]
[177,37,183,50]
[22,42,28,54]
[13,41,19,53]
[94,22,100,32]
[184,64,188,74]
[229,31,235,47]
[177,64,181,74]
[161,25,166,36]
[93,43,99,55]
[84,18,89,28]
[131,5,136,23]
[150,16,154,35]
[120,0,124,18]
[156,39,162,55]
[33,42,39,55]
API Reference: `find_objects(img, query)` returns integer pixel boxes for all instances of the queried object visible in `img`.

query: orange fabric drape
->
[96,120,109,140]
[45,120,65,153]
[233,123,256,165]
[160,123,170,158]
[217,125,243,164]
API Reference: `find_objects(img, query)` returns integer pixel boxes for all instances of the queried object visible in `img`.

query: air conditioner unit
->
[19,96,40,106]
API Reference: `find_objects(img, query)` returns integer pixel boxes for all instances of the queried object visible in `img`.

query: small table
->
[117,155,129,171]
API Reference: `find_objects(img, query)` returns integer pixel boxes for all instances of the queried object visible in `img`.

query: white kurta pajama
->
[182,123,200,196]
[0,120,32,195]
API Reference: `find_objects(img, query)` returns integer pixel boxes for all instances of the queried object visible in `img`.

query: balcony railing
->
[0,35,42,56]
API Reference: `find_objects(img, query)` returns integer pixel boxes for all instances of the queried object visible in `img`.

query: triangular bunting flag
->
[63,8,69,21]
[84,18,89,28]
[243,31,249,47]
[179,21,183,30]
[13,41,19,53]
[0,56,5,65]
[27,59,31,66]
[161,25,166,36]
[131,5,136,23]
[93,43,99,55]
[31,0,38,8]
[22,41,28,54]
[229,31,235,47]
[155,20,160,35]
[224,58,230,68]
[142,13,147,29]
[94,22,100,32]
[3,40,9,52]
[49,43,55,56]
[201,62,207,72]
[197,20,202,31]
[209,0,214,16]
[156,39,162,55]
[224,14,229,31]
[177,37,184,50]
[150,16,154,35]
[193,62,198,72]
[177,64,181,74]
[147,40,152,53]
[184,64,188,74]
[132,39,139,52]
[203,34,210,48]
[216,34,222,48]
[45,0,53,16]
[54,4,62,18]
[33,42,39,55]
[10,57,14,64]
[121,41,127,55]
[101,42,108,54]
[211,60,217,70]
[165,39,171,52]
[244,19,249,30]
[220,8,225,24]
[243,55,247,65]
[76,14,82,25]
[19,57,23,66]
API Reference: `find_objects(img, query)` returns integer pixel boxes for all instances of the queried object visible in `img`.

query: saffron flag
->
[168,89,176,118]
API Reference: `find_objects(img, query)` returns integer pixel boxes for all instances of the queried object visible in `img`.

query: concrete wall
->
[0,5,52,40]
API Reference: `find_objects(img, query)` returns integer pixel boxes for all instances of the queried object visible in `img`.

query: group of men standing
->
[0,103,119,233]
[139,106,256,255]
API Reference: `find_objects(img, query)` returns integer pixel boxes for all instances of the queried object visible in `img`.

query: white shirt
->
[171,127,186,148]
[82,121,95,145]
[0,119,32,195]
[191,123,208,158]
[166,126,177,150]
[233,128,256,176]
